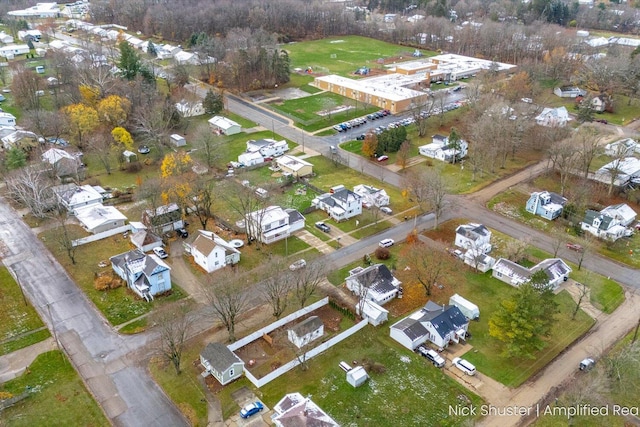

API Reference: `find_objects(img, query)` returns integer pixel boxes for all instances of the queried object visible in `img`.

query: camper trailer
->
[449,294,480,320]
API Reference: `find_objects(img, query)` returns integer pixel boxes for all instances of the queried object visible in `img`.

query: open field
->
[0,351,109,427]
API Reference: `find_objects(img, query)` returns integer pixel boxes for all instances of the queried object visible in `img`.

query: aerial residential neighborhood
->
[1,1,640,427]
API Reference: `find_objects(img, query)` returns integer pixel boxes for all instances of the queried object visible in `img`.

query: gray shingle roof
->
[391,317,428,340]
[290,316,323,337]
[200,342,243,372]
[350,264,398,295]
[419,302,468,337]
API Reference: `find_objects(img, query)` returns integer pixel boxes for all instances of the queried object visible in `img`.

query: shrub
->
[126,162,142,173]
[375,247,390,260]
[94,274,122,291]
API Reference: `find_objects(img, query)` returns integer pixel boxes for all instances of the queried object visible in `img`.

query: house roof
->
[145,203,180,217]
[55,184,102,207]
[418,301,468,338]
[456,223,490,239]
[200,342,243,372]
[285,208,305,225]
[583,209,614,230]
[42,148,79,165]
[130,229,161,249]
[536,106,570,123]
[276,155,312,172]
[75,204,127,230]
[390,317,428,340]
[331,188,361,204]
[208,115,239,130]
[191,231,240,257]
[594,157,640,186]
[531,258,572,283]
[290,316,323,337]
[533,191,567,206]
[601,203,637,223]
[348,264,400,296]
[248,205,289,225]
[273,392,339,427]
[110,249,170,280]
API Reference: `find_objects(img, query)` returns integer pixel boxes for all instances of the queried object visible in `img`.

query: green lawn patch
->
[570,270,624,314]
[488,189,559,233]
[0,351,109,427]
[0,267,50,356]
[118,318,148,334]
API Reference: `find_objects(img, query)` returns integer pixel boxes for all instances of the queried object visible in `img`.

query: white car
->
[452,357,476,376]
[380,206,393,215]
[153,247,169,259]
[289,259,307,271]
[379,238,394,248]
[417,346,445,368]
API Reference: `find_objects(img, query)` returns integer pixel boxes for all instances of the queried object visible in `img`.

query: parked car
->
[595,119,608,124]
[566,242,583,252]
[380,206,393,215]
[315,222,331,233]
[289,259,307,271]
[521,97,533,103]
[137,145,150,154]
[152,247,169,259]
[239,401,264,419]
[377,155,389,162]
[333,125,343,132]
[417,346,446,368]
[356,134,366,141]
[379,238,394,248]
[579,357,595,371]
[176,227,189,238]
[46,137,69,147]
[452,357,476,376]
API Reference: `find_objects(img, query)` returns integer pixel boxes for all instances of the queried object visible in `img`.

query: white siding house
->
[287,316,324,349]
[190,231,240,273]
[312,185,363,221]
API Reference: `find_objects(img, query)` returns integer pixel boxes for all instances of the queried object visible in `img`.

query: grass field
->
[0,267,50,356]
[0,351,109,427]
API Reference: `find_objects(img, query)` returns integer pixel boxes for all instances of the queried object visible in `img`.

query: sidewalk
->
[0,337,57,383]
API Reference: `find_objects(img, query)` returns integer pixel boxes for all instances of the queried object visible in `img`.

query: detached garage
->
[208,116,241,135]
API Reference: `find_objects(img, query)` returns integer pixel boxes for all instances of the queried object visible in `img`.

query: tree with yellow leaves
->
[64,103,99,147]
[98,95,131,127]
[111,127,134,151]
[79,85,101,107]
[161,151,193,178]
[160,152,194,214]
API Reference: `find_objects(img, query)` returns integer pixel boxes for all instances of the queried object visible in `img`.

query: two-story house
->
[581,203,636,241]
[312,185,363,221]
[189,230,240,273]
[454,223,492,254]
[345,264,402,306]
[353,184,390,208]
[245,206,305,244]
[418,134,468,163]
[53,183,103,214]
[535,106,570,127]
[142,203,184,234]
[110,249,171,301]
[525,191,567,220]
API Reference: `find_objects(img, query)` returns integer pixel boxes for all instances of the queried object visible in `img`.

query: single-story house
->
[169,134,186,147]
[581,203,636,241]
[462,251,496,273]
[353,184,390,207]
[174,50,196,64]
[75,204,127,234]
[238,150,264,167]
[175,100,205,117]
[356,300,389,326]
[272,393,340,427]
[110,249,171,301]
[0,32,14,44]
[41,147,84,179]
[553,86,586,98]
[535,106,570,127]
[418,134,468,163]
[0,44,30,59]
[129,222,163,252]
[525,191,567,220]
[1,130,38,151]
[0,112,16,127]
[492,258,571,290]
[288,316,324,349]
[53,183,103,213]
[312,185,363,221]
[346,263,402,306]
[593,157,640,188]
[189,230,240,273]
[142,203,184,234]
[208,116,241,135]
[390,301,469,350]
[246,138,289,158]
[604,138,638,157]
[275,155,313,177]
[200,342,244,385]
[455,223,492,254]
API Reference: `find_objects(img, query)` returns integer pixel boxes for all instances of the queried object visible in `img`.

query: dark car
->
[176,227,189,238]
[356,134,366,141]
[595,119,608,124]
[315,222,331,233]
[46,137,69,147]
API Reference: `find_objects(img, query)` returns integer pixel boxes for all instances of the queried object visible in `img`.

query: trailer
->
[449,294,479,320]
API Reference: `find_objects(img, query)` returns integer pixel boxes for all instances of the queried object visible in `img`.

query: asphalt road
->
[0,198,187,427]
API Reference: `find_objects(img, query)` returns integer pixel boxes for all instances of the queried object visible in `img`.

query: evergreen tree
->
[203,89,224,114]
[118,41,142,80]
[5,147,27,171]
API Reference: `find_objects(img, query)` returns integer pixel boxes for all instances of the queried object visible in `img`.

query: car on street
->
[152,247,169,259]
[452,357,476,376]
[289,259,307,271]
[377,155,389,162]
[566,242,583,252]
[579,357,595,371]
[176,227,189,238]
[240,401,264,419]
[595,119,608,124]
[138,145,150,154]
[356,134,366,140]
[379,238,394,248]
[380,206,393,215]
[417,346,446,368]
[315,222,331,233]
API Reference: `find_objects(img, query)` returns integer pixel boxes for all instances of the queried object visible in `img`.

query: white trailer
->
[449,294,479,320]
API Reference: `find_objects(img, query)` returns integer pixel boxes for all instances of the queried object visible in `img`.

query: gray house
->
[200,342,244,385]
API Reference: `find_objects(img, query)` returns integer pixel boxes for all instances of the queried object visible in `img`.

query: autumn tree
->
[205,270,251,342]
[489,282,559,359]
[64,103,99,148]
[161,151,193,178]
[395,140,411,170]
[361,132,378,158]
[160,151,193,213]
[79,84,101,107]
[500,71,533,104]
[98,95,131,126]
[153,303,195,375]
[402,240,451,296]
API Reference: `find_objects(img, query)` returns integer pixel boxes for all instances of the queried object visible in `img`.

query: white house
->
[190,230,240,273]
[174,50,196,64]
[0,112,16,127]
[492,258,571,290]
[0,32,14,44]
[356,300,389,326]
[390,301,469,350]
[287,316,324,349]
[462,251,496,273]
[208,116,241,135]
[449,294,480,320]
[455,223,492,254]
[8,3,60,18]
[200,342,244,385]
[1,130,38,151]
[246,138,289,158]
[418,134,468,163]
[591,95,608,113]
[553,86,586,98]
[142,203,184,234]
[593,157,640,188]
[353,184,390,207]
[238,150,264,167]
[53,184,103,213]
[75,204,127,234]
[18,30,42,42]
[275,155,313,177]
[272,393,340,427]
[312,185,363,221]
[169,134,186,147]
[245,206,305,244]
[110,249,171,301]
[0,45,30,58]
[346,365,369,388]
[604,138,638,157]
[346,264,402,306]
[581,204,636,241]
[175,100,205,117]
[535,106,570,127]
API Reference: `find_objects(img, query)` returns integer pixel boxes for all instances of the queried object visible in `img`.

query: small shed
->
[346,366,369,388]
[122,150,137,163]
[170,134,186,147]
[287,316,324,349]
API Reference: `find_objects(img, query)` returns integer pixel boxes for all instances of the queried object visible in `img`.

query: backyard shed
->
[449,294,480,320]
[170,134,186,147]
[346,366,369,387]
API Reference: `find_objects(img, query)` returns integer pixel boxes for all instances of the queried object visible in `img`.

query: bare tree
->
[50,206,81,265]
[572,280,590,320]
[548,139,578,196]
[502,238,530,263]
[190,175,215,230]
[396,140,411,170]
[5,166,55,218]
[402,240,450,296]
[291,260,327,308]
[10,65,42,111]
[135,177,164,213]
[152,303,195,374]
[424,168,449,229]
[551,232,565,257]
[260,258,292,319]
[204,271,250,342]
[575,126,602,179]
[223,181,271,245]
[192,124,222,168]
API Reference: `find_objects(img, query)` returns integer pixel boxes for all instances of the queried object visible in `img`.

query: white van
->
[379,238,394,248]
[452,357,476,376]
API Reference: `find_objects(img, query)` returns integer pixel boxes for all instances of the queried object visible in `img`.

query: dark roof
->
[200,342,243,372]
[331,188,361,204]
[547,192,567,206]
[419,302,468,337]
[583,209,614,230]
[286,208,305,224]
[391,317,428,340]
[350,264,398,295]
[456,223,490,239]
[110,248,146,269]
[290,316,323,337]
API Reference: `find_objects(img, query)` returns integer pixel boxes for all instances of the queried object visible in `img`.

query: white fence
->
[72,224,131,247]
[229,297,329,351]
[243,319,368,388]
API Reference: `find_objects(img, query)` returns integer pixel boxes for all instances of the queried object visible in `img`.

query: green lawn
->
[487,189,560,233]
[0,351,109,427]
[0,267,50,356]
[39,227,186,326]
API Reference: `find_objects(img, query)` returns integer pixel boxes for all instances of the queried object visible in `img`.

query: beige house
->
[275,155,313,177]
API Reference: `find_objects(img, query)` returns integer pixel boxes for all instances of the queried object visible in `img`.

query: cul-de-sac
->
[1,1,640,426]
